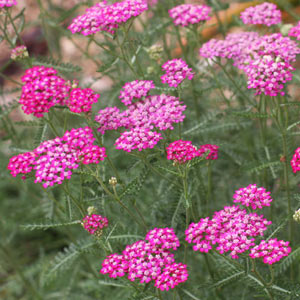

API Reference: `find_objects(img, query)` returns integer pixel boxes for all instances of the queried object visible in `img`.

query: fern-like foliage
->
[33,57,82,73]
[21,220,81,231]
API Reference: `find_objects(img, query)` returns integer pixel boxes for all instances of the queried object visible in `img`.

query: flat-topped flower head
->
[82,214,108,236]
[240,2,281,27]
[289,21,300,40]
[166,140,200,164]
[233,184,273,210]
[169,4,211,27]
[119,80,155,106]
[0,0,17,8]
[115,127,162,152]
[154,263,188,291]
[249,239,291,264]
[69,0,148,36]
[161,59,194,88]
[66,88,99,113]
[198,144,219,160]
[100,253,129,278]
[8,127,106,188]
[145,228,180,250]
[291,147,300,173]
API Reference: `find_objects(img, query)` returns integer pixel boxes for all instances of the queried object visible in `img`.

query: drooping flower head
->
[289,21,300,40]
[68,0,148,36]
[161,59,194,88]
[166,140,200,164]
[249,239,291,264]
[291,147,300,173]
[82,214,108,236]
[233,184,273,210]
[240,2,281,27]
[169,4,211,27]
[119,80,155,106]
[0,0,17,8]
[7,127,106,188]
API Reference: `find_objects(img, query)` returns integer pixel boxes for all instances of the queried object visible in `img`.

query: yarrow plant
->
[240,2,281,27]
[169,4,211,27]
[0,0,17,8]
[11,45,28,60]
[82,214,108,236]
[289,21,300,40]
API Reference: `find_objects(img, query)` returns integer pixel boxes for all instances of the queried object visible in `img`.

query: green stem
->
[63,183,85,217]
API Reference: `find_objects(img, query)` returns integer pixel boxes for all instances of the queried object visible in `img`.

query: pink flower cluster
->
[100,228,188,291]
[249,239,291,265]
[19,66,99,117]
[119,80,155,106]
[186,205,271,259]
[7,127,106,188]
[0,0,17,8]
[11,45,28,60]
[291,147,300,173]
[166,140,219,164]
[161,59,194,88]
[169,4,211,27]
[289,21,300,40]
[68,0,148,36]
[240,2,281,27]
[96,93,186,152]
[200,32,300,96]
[233,184,273,210]
[82,214,108,235]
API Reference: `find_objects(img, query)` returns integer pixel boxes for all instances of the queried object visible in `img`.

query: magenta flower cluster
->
[169,4,211,27]
[100,228,188,291]
[291,147,300,173]
[68,0,148,36]
[233,184,273,210]
[240,2,281,27]
[200,32,300,96]
[161,59,194,88]
[249,239,291,265]
[119,80,155,106]
[82,214,109,235]
[0,0,17,8]
[96,91,186,152]
[19,66,99,117]
[166,140,219,164]
[186,205,271,259]
[289,21,300,40]
[7,127,106,188]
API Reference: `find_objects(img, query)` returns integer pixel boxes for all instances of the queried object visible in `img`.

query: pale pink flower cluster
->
[249,239,291,265]
[0,0,17,8]
[11,45,28,60]
[198,144,219,160]
[161,59,194,88]
[68,0,148,36]
[115,127,162,152]
[169,4,211,27]
[200,32,300,96]
[100,228,188,290]
[96,93,186,152]
[82,214,108,235]
[291,147,300,173]
[240,2,281,27]
[119,80,155,106]
[233,184,273,210]
[289,21,300,40]
[19,66,99,117]
[7,127,106,188]
[186,205,271,259]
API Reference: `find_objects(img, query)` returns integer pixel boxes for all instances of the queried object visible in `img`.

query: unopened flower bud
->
[11,45,29,61]
[293,208,300,223]
[87,206,97,215]
[147,66,155,74]
[280,24,293,36]
[147,44,163,60]
[109,177,117,186]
